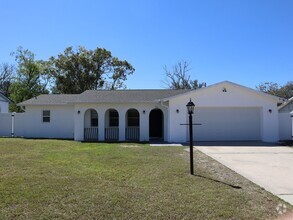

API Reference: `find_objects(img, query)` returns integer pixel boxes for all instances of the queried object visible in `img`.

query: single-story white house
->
[0,91,12,113]
[14,81,285,143]
[278,97,293,140]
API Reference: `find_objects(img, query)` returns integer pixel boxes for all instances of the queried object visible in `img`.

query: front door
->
[149,109,163,139]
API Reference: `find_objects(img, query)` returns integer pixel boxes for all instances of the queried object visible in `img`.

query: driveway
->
[195,143,293,205]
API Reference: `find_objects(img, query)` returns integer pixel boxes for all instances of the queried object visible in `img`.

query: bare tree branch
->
[162,60,205,89]
[0,63,15,96]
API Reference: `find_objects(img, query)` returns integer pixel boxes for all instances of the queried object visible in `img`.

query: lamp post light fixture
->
[186,99,195,175]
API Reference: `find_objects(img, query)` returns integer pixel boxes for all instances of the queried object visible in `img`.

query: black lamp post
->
[186,99,195,175]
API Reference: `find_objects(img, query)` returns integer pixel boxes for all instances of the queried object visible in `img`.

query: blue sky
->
[0,0,292,89]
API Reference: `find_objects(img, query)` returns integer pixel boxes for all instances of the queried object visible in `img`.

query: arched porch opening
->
[84,109,98,141]
[125,109,140,141]
[105,109,119,140]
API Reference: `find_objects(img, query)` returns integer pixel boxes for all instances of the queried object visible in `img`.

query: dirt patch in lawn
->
[119,144,140,148]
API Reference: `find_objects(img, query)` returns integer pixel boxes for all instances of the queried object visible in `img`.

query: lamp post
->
[186,99,195,175]
[11,112,15,137]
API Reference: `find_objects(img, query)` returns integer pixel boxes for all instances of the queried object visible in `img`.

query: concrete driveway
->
[195,143,293,205]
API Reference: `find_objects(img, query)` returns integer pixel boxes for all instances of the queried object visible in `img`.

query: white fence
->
[0,113,12,136]
[0,113,26,137]
[279,113,292,140]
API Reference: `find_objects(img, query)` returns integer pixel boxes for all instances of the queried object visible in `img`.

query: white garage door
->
[193,107,261,141]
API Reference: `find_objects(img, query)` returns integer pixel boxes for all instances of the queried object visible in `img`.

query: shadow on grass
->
[194,174,242,189]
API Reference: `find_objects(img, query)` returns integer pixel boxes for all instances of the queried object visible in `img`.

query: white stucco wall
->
[23,105,74,139]
[168,82,279,142]
[73,103,168,142]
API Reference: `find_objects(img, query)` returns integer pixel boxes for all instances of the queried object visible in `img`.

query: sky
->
[0,0,292,89]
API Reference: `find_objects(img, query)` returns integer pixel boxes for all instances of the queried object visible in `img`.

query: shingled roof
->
[18,89,190,106]
[18,94,80,105]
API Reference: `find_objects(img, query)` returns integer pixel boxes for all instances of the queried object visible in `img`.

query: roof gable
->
[163,81,285,104]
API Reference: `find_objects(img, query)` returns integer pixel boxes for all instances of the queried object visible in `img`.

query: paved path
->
[195,145,293,205]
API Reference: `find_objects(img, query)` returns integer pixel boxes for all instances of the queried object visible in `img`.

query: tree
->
[279,81,293,99]
[49,46,135,93]
[163,60,205,89]
[9,47,51,112]
[0,63,15,96]
[256,81,293,99]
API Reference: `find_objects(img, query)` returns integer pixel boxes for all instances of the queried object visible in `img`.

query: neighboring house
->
[0,91,12,113]
[15,81,284,143]
[278,97,293,140]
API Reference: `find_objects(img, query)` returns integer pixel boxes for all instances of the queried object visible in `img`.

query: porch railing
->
[125,127,140,140]
[105,127,119,140]
[84,127,98,141]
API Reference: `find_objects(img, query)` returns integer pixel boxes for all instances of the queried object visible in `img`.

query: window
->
[91,110,98,127]
[127,110,139,127]
[109,110,119,127]
[43,110,50,123]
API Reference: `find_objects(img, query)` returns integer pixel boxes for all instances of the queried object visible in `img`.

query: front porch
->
[83,108,141,142]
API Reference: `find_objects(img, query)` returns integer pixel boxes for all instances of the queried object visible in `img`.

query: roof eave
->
[0,93,14,104]
[17,103,71,107]
[69,100,161,104]
[278,97,293,110]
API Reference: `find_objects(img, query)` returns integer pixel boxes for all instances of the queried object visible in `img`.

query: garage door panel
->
[193,107,261,141]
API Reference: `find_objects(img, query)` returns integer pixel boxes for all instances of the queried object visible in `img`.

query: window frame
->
[42,110,50,123]
[127,110,139,127]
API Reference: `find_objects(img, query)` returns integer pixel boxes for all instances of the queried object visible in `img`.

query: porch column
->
[140,109,149,142]
[98,109,105,141]
[119,109,126,141]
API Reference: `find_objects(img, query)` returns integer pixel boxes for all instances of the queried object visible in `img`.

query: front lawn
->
[0,138,290,219]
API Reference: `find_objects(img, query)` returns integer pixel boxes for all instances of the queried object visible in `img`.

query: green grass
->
[0,138,291,219]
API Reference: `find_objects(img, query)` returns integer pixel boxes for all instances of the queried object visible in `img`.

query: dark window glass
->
[109,110,119,127]
[43,110,50,123]
[127,110,139,127]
